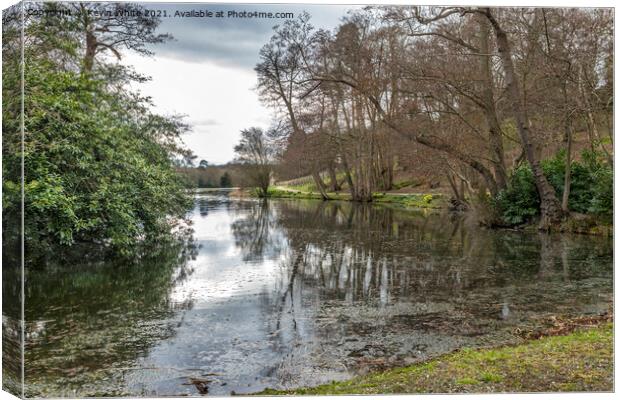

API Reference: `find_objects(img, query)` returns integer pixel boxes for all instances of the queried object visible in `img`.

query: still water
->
[8,193,614,396]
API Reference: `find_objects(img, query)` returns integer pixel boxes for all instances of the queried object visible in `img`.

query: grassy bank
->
[263,187,446,209]
[258,186,612,236]
[241,185,611,237]
[257,323,613,395]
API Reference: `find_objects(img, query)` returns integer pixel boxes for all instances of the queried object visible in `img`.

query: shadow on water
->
[246,200,612,388]
[2,246,22,396]
[13,235,197,397]
[14,195,613,396]
[2,191,23,396]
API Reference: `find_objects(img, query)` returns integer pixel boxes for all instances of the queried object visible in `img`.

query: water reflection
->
[271,200,610,303]
[18,195,613,397]
[2,263,22,396]
[21,238,197,397]
[231,200,284,263]
[2,212,22,396]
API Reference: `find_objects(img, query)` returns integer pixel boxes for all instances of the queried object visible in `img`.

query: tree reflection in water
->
[15,234,197,397]
[231,200,283,263]
[225,199,611,390]
[14,196,612,397]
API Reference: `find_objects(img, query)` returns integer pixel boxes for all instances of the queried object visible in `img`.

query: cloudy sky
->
[124,2,361,164]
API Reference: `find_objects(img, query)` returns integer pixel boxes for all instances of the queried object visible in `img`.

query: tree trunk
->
[83,29,97,73]
[478,14,508,191]
[446,172,461,201]
[327,162,340,192]
[341,152,356,198]
[446,171,469,210]
[561,86,572,212]
[312,171,329,200]
[331,101,357,198]
[484,8,564,229]
[562,121,572,212]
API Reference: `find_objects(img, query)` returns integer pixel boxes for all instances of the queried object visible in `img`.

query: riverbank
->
[261,186,446,209]
[240,186,612,236]
[256,321,613,395]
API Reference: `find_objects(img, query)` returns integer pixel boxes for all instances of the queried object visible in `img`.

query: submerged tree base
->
[256,323,613,395]
[514,213,613,237]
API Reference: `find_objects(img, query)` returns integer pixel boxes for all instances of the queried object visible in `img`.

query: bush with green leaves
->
[1,2,194,260]
[588,164,613,220]
[493,165,540,225]
[542,150,598,214]
[2,60,192,257]
[494,150,613,225]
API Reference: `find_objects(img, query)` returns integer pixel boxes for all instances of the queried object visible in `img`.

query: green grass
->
[256,324,613,395]
[391,179,420,190]
[264,187,446,209]
[264,187,345,200]
[373,193,444,209]
[283,181,318,193]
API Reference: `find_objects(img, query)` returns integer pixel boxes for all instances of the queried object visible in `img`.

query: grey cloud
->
[139,3,359,69]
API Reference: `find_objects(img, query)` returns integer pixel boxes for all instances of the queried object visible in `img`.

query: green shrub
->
[493,165,539,225]
[589,167,613,222]
[3,60,192,257]
[542,150,597,214]
[493,150,612,225]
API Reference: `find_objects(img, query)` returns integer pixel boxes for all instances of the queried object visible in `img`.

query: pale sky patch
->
[126,53,271,164]
[120,3,359,164]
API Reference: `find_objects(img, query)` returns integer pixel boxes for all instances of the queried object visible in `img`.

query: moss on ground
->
[256,324,613,395]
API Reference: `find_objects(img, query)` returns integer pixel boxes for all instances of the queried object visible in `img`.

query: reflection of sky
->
[131,197,329,395]
[51,195,608,397]
[169,198,289,305]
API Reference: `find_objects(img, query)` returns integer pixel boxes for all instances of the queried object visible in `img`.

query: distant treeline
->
[177,164,251,188]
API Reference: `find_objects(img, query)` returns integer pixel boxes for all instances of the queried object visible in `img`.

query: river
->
[4,192,613,396]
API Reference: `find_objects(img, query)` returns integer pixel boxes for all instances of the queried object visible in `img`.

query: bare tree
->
[255,13,331,199]
[255,6,612,227]
[54,2,172,73]
[234,127,276,197]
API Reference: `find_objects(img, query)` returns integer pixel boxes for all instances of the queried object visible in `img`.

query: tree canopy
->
[255,6,613,226]
[2,3,192,258]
